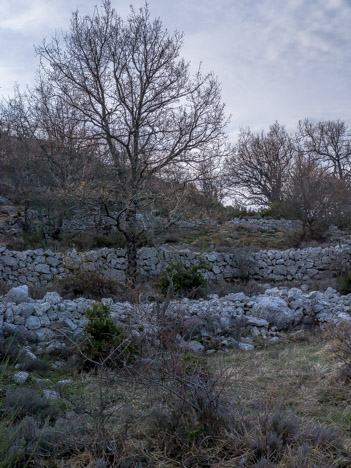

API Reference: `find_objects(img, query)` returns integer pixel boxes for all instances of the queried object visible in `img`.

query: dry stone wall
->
[1,285,351,352]
[230,217,302,232]
[1,244,351,287]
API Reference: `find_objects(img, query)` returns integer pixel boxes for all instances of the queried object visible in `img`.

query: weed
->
[337,271,351,294]
[20,357,51,374]
[159,259,209,297]
[5,388,59,422]
[326,321,351,381]
[80,302,136,368]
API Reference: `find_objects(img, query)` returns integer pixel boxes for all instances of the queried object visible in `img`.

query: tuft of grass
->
[337,271,351,294]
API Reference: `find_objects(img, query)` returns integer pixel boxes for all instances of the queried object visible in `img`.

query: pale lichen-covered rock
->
[251,296,294,329]
[13,371,29,384]
[5,285,29,304]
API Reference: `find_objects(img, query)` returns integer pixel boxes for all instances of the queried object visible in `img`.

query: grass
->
[166,225,296,252]
[220,334,351,438]
[1,332,351,466]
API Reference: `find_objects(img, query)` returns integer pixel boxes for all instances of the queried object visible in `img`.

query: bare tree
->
[298,119,351,179]
[286,155,350,239]
[225,121,294,206]
[35,1,229,281]
[196,148,229,216]
[0,83,100,239]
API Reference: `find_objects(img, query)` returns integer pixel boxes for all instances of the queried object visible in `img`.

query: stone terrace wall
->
[1,244,351,287]
[230,217,302,232]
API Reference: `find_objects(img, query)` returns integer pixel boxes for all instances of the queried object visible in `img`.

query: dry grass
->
[220,333,351,439]
[2,332,351,467]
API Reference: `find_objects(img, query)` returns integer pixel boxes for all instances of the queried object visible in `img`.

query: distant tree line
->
[225,120,351,239]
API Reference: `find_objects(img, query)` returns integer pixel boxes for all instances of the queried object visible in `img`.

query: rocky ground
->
[2,284,351,360]
[2,215,351,466]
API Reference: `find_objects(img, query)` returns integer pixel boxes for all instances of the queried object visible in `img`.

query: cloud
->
[1,0,351,134]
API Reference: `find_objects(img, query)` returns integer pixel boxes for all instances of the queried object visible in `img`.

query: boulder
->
[16,303,35,318]
[251,295,294,329]
[43,292,62,305]
[246,316,269,327]
[238,342,254,351]
[5,285,29,304]
[25,316,41,330]
[185,340,205,354]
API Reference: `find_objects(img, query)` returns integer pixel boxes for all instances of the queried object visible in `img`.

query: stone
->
[43,389,60,400]
[13,371,29,384]
[273,265,287,276]
[25,316,41,330]
[35,264,51,274]
[36,302,51,315]
[40,314,51,327]
[17,303,35,318]
[2,256,17,267]
[47,257,60,267]
[337,312,351,321]
[43,292,62,305]
[238,342,254,351]
[251,326,260,337]
[46,342,67,355]
[185,340,205,354]
[3,323,38,343]
[63,318,77,330]
[246,316,269,327]
[52,361,65,369]
[251,296,294,329]
[6,285,29,304]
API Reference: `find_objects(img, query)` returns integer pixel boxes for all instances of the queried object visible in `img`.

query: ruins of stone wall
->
[1,284,351,349]
[1,244,351,287]
[230,217,302,232]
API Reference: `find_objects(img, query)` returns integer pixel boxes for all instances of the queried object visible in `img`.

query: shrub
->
[55,271,123,300]
[5,388,59,422]
[159,259,209,297]
[20,357,50,374]
[0,337,25,364]
[326,321,351,382]
[146,349,231,462]
[93,232,126,248]
[242,406,341,465]
[21,231,46,249]
[337,271,351,294]
[81,302,136,367]
[0,280,8,296]
[261,201,298,220]
[180,353,208,376]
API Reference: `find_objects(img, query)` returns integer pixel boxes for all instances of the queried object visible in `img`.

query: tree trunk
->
[125,203,138,285]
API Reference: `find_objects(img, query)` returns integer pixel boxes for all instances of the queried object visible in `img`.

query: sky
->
[1,0,351,140]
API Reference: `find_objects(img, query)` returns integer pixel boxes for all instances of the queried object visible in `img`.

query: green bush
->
[180,353,208,376]
[337,271,351,294]
[93,232,126,248]
[261,201,298,220]
[21,231,46,249]
[159,259,209,297]
[82,302,136,367]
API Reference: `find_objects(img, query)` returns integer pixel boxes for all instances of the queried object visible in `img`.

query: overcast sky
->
[1,0,351,140]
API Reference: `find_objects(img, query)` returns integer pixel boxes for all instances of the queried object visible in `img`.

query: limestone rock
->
[6,285,29,304]
[13,371,29,384]
[251,296,294,329]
